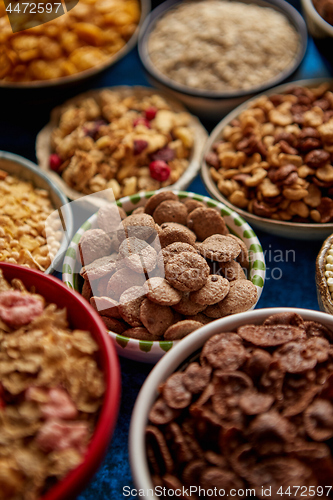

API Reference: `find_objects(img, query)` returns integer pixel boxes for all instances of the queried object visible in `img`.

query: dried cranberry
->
[133,117,151,128]
[84,119,106,138]
[149,160,171,182]
[145,106,158,120]
[133,139,148,155]
[0,384,5,410]
[49,154,62,172]
[151,147,175,162]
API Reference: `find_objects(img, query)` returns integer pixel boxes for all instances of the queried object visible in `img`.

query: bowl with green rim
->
[62,189,265,363]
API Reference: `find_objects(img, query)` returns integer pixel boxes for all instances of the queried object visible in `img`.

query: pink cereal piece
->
[36,419,89,454]
[42,388,78,420]
[0,290,43,328]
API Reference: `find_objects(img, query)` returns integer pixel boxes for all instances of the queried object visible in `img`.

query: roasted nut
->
[304,149,330,168]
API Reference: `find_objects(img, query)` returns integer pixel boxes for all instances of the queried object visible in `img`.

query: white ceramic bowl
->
[138,0,307,120]
[62,189,266,363]
[201,78,333,240]
[301,0,333,39]
[36,86,207,209]
[0,150,73,274]
[129,306,333,497]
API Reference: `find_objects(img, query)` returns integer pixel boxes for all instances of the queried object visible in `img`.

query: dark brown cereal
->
[197,234,241,262]
[97,204,126,235]
[158,242,198,267]
[153,200,188,226]
[219,260,247,281]
[149,398,181,425]
[144,277,182,306]
[227,234,249,268]
[144,191,179,216]
[304,399,333,441]
[190,275,230,305]
[200,332,247,370]
[107,267,146,300]
[80,256,118,282]
[172,293,207,315]
[164,320,203,340]
[90,296,121,319]
[264,311,304,327]
[100,316,127,334]
[118,237,157,274]
[187,207,228,241]
[140,299,174,337]
[182,198,205,213]
[158,223,196,248]
[165,252,210,292]
[238,323,306,346]
[146,426,174,475]
[185,313,212,324]
[79,229,112,265]
[117,213,156,242]
[118,286,146,327]
[218,280,258,316]
[163,373,192,409]
[183,363,212,394]
[122,327,158,341]
[82,279,92,301]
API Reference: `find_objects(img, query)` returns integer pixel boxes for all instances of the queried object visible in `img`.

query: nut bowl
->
[138,0,307,120]
[0,262,120,500]
[62,190,265,363]
[129,306,333,498]
[36,86,208,208]
[201,78,333,240]
[0,150,73,274]
[316,232,333,313]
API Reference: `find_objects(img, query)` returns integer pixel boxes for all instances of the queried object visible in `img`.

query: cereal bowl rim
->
[0,150,73,274]
[129,306,333,499]
[301,0,333,37]
[62,189,266,364]
[0,0,151,89]
[201,77,333,240]
[138,0,307,100]
[0,262,121,500]
[35,85,208,207]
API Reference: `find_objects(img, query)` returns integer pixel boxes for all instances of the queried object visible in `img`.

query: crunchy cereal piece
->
[149,397,181,425]
[100,315,127,334]
[97,204,127,234]
[217,280,257,317]
[163,373,192,409]
[80,256,118,281]
[140,298,174,337]
[190,275,230,305]
[239,391,274,415]
[273,340,323,373]
[146,426,174,474]
[117,214,156,242]
[165,252,210,292]
[158,222,196,248]
[78,229,112,265]
[118,286,145,327]
[144,277,182,306]
[144,191,179,215]
[183,363,211,394]
[173,293,206,315]
[182,198,205,213]
[304,399,333,441]
[157,242,198,269]
[164,320,203,340]
[107,267,146,300]
[118,237,157,274]
[227,234,249,268]
[82,279,92,301]
[122,327,158,340]
[237,323,306,346]
[200,332,247,370]
[185,313,212,324]
[153,200,188,226]
[187,207,228,241]
[263,312,304,327]
[219,260,247,281]
[197,235,241,262]
[90,296,120,318]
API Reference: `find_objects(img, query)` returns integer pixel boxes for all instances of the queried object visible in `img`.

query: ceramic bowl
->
[301,0,333,60]
[36,86,208,209]
[62,189,266,363]
[316,233,333,313]
[138,0,307,120]
[0,150,73,273]
[129,306,333,497]
[0,262,120,500]
[201,78,333,240]
[0,0,151,89]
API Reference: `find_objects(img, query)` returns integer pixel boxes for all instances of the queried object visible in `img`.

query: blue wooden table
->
[0,2,332,497]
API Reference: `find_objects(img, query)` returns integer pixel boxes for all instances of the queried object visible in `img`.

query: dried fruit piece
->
[0,291,43,328]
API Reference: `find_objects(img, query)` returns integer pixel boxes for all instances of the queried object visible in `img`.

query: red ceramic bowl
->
[0,262,121,500]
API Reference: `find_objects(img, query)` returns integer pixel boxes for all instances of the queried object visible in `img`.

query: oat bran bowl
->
[36,86,207,205]
[0,262,120,500]
[130,307,333,499]
[62,190,265,363]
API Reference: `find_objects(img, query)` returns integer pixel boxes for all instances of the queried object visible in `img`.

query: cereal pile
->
[146,312,333,498]
[148,0,299,92]
[206,83,333,223]
[78,191,258,341]
[0,169,62,270]
[313,0,333,26]
[0,0,140,82]
[0,270,105,500]
[50,91,194,198]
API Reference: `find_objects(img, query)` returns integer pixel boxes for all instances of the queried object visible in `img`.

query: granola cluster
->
[0,0,140,82]
[148,0,299,92]
[78,191,258,341]
[0,270,105,500]
[146,312,333,499]
[0,170,62,271]
[50,91,194,198]
[206,83,333,223]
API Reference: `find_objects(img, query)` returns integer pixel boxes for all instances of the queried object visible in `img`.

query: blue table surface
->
[1,1,333,497]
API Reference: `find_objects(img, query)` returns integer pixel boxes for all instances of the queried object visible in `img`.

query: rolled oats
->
[148,0,299,92]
